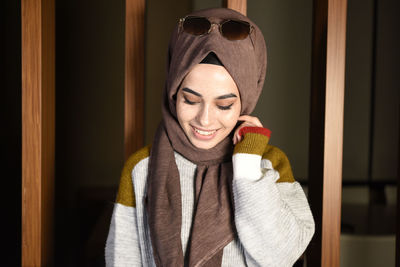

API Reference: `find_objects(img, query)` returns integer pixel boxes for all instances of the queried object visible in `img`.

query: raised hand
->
[232,115,263,145]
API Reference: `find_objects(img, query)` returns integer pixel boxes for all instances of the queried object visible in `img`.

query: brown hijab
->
[146,8,267,267]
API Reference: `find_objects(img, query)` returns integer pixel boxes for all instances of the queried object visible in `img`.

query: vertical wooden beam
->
[223,0,247,15]
[125,0,145,159]
[307,0,347,266]
[21,0,55,265]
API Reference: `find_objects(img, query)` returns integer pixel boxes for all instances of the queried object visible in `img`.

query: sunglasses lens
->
[221,20,251,40]
[183,17,211,36]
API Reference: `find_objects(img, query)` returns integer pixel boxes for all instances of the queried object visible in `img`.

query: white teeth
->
[194,127,216,136]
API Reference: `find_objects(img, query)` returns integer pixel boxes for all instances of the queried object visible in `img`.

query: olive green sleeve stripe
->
[262,145,295,183]
[116,145,151,207]
[233,133,270,156]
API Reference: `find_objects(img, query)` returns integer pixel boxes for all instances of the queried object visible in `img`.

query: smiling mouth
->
[191,126,217,137]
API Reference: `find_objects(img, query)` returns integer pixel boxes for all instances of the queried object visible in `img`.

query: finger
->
[234,122,252,144]
[232,125,242,145]
[232,131,237,144]
[237,115,263,127]
[237,115,253,121]
[234,130,242,144]
[233,127,240,144]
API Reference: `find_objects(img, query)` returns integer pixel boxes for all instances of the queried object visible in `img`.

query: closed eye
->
[218,103,234,110]
[183,96,199,105]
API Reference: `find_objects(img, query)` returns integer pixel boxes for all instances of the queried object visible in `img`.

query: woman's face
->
[176,64,241,149]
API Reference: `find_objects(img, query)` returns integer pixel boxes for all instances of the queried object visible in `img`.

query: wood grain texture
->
[307,0,347,266]
[322,0,347,265]
[223,0,247,15]
[124,0,145,159]
[21,0,55,265]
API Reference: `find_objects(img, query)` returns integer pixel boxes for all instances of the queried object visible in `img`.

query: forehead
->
[181,64,239,96]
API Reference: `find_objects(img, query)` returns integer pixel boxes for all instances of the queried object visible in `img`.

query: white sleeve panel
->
[232,155,315,267]
[232,153,263,181]
[105,203,143,266]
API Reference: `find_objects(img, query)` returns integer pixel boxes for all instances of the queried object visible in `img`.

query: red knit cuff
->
[238,127,271,138]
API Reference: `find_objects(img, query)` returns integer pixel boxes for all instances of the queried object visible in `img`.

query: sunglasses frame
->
[178,16,254,41]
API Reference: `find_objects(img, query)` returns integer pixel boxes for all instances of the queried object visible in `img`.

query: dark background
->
[1,0,22,266]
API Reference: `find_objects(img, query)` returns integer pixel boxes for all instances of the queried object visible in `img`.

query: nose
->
[197,104,213,127]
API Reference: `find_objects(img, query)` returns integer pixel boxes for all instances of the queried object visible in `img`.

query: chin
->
[189,139,218,150]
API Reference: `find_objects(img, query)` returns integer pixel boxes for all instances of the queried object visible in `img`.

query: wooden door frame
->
[307,0,347,266]
[124,0,145,159]
[223,0,247,15]
[21,0,55,265]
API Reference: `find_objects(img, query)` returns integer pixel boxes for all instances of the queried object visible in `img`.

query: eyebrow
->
[182,88,202,97]
[216,93,237,100]
[182,87,237,99]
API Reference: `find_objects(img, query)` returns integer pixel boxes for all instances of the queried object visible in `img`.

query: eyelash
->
[183,97,198,105]
[183,96,233,110]
[218,103,233,110]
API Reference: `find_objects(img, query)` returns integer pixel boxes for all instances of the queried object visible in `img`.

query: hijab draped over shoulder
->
[147,8,267,267]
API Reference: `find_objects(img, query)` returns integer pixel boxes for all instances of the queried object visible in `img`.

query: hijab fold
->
[146,8,267,267]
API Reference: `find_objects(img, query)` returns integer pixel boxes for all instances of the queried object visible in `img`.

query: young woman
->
[106,8,314,267]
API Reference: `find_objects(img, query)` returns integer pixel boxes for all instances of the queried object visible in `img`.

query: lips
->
[191,125,218,140]
[194,127,216,136]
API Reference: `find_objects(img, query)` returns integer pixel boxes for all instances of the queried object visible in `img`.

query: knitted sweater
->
[105,131,315,266]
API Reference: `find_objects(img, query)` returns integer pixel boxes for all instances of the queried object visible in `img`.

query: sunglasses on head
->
[179,16,254,41]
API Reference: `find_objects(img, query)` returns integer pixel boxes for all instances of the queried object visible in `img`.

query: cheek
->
[218,107,241,129]
[176,102,187,124]
[176,101,196,124]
